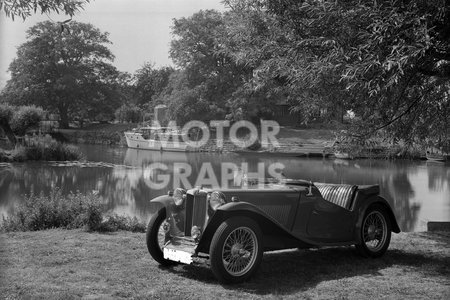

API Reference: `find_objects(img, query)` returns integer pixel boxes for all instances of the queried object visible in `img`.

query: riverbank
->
[52,123,135,146]
[53,123,335,149]
[52,124,338,156]
[0,136,84,162]
[51,123,431,159]
[0,230,448,299]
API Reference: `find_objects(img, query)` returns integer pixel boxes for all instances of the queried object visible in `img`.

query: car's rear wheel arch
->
[356,199,400,239]
[383,204,401,233]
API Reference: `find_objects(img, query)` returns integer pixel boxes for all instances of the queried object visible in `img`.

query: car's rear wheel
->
[146,207,176,266]
[209,217,263,284]
[356,205,391,258]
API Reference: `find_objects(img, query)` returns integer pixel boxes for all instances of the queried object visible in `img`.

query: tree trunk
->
[0,118,16,146]
[59,106,70,129]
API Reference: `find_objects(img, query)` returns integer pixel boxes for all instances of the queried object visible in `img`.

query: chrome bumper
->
[163,236,209,266]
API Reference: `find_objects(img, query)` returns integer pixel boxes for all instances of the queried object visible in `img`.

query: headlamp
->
[173,188,186,206]
[208,191,226,211]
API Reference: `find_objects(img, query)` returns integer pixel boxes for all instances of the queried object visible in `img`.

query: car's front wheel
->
[356,205,392,258]
[146,207,176,266]
[209,217,263,284]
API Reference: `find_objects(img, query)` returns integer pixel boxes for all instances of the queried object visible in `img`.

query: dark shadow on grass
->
[163,247,450,296]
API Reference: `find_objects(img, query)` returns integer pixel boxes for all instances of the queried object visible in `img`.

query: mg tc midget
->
[145,179,400,283]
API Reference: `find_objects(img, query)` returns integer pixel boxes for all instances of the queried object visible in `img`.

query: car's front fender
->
[214,202,291,234]
[217,201,272,217]
[149,194,175,210]
[196,201,312,253]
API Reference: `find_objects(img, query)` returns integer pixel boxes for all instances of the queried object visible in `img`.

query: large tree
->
[2,21,122,128]
[163,9,262,123]
[223,0,450,145]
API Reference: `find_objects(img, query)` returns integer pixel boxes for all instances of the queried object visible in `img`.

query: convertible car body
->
[146,179,400,283]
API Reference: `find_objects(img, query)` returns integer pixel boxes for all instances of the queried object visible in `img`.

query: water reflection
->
[0,145,448,231]
[426,161,450,192]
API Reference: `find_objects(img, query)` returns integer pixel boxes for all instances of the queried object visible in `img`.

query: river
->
[1,144,449,232]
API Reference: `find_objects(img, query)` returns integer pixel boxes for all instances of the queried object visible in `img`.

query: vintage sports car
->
[146,179,400,283]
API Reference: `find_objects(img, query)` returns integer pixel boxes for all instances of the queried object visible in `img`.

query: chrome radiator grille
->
[184,193,207,236]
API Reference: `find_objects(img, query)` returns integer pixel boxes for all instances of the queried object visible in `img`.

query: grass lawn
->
[1,230,448,299]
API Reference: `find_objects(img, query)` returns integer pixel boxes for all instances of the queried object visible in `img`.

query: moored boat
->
[124,126,188,152]
[426,151,447,162]
[334,151,353,159]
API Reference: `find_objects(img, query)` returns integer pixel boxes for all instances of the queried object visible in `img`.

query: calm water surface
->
[1,144,449,232]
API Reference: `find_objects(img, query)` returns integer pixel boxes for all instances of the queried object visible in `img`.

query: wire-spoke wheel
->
[356,205,391,258]
[222,227,258,276]
[210,217,263,283]
[146,208,176,266]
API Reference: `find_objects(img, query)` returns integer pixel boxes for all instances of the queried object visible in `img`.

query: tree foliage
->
[161,10,249,123]
[155,71,212,125]
[114,104,141,123]
[0,0,90,20]
[10,105,45,136]
[223,0,449,144]
[161,9,282,124]
[1,21,123,128]
[0,104,45,144]
[133,63,174,108]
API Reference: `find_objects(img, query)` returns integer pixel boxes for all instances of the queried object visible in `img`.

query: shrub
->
[0,190,147,233]
[9,146,27,162]
[0,190,103,232]
[0,148,11,162]
[98,214,146,233]
[10,135,84,161]
[10,105,45,136]
[84,201,103,231]
[387,144,424,159]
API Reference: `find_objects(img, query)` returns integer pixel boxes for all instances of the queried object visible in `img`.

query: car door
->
[292,191,355,243]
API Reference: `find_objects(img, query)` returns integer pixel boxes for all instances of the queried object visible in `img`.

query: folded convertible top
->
[314,183,357,210]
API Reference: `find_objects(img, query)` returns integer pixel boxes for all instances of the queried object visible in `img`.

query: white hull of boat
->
[426,155,446,162]
[334,152,353,159]
[125,132,188,152]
